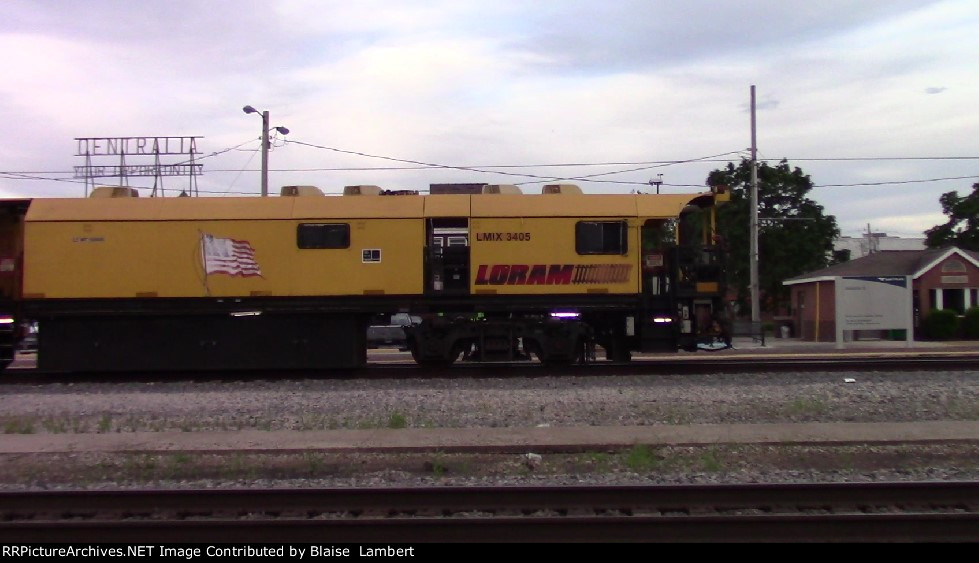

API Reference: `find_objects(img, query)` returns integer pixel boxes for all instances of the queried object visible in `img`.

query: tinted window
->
[297,223,350,249]
[576,221,627,254]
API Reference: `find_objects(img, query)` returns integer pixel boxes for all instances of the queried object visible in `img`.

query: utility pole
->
[243,105,289,197]
[866,223,880,254]
[749,85,760,324]
[260,110,270,197]
[648,174,663,194]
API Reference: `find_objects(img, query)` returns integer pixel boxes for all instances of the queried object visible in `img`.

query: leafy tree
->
[924,182,979,251]
[831,248,851,265]
[707,158,839,315]
[961,307,979,339]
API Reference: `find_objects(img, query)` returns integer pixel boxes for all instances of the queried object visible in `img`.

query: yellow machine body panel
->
[468,192,648,296]
[22,198,424,299]
[635,193,714,218]
[290,195,424,219]
[471,194,639,218]
[423,195,471,217]
[469,216,639,295]
[20,191,718,299]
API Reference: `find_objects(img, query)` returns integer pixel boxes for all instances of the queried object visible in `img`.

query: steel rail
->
[5,514,979,543]
[2,482,977,542]
[2,355,979,384]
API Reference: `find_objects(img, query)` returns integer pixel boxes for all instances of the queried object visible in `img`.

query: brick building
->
[783,247,979,341]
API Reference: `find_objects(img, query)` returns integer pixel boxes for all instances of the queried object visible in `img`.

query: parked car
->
[367,314,420,350]
[18,322,38,353]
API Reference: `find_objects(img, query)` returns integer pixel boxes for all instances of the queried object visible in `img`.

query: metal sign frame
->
[73,136,203,197]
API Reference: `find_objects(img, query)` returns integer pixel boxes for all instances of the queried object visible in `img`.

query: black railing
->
[731,320,766,346]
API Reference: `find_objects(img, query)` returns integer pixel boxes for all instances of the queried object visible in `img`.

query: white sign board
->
[835,276,913,348]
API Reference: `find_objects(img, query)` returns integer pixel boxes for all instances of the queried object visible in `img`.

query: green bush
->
[923,309,960,340]
[961,307,979,339]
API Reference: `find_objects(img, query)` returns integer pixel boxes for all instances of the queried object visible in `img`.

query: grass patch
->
[222,453,258,480]
[303,452,324,475]
[588,452,611,470]
[41,417,69,434]
[2,417,36,434]
[97,414,113,434]
[425,460,449,476]
[298,414,328,431]
[660,407,692,425]
[699,448,724,472]
[387,412,408,429]
[949,399,979,420]
[178,419,200,432]
[624,444,661,471]
[122,454,158,480]
[784,397,829,417]
[162,453,194,479]
[296,414,344,431]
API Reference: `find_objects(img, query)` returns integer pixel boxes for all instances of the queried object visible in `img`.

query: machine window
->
[297,223,350,249]
[576,221,627,255]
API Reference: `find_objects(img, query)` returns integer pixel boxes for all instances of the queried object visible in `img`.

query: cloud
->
[741,96,780,113]
[504,0,939,73]
[0,0,977,241]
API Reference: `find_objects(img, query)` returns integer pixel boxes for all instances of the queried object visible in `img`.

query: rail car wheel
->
[408,338,462,367]
[526,338,578,367]
[607,346,632,363]
[524,339,545,364]
[408,338,422,363]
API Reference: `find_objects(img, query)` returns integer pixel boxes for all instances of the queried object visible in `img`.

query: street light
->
[648,174,663,194]
[242,105,289,197]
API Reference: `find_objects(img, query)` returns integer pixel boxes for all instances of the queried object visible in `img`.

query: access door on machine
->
[426,218,469,295]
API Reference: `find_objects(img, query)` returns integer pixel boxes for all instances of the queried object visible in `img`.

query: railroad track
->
[2,482,977,542]
[2,354,978,384]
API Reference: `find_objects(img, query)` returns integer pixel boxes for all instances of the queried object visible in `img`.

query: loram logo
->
[475,264,632,285]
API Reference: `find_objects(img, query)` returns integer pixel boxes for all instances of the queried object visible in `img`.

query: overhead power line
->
[814,174,978,188]
[5,151,979,177]
[788,156,979,162]
[0,172,87,185]
[2,138,978,191]
[285,138,745,185]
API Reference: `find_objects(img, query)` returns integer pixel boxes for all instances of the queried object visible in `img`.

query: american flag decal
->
[201,233,263,277]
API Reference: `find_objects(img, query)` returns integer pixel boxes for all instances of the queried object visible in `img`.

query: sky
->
[1,0,977,240]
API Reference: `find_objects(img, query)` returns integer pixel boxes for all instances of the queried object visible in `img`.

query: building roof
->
[784,247,979,285]
[834,234,926,258]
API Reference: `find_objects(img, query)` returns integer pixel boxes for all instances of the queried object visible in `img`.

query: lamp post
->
[749,86,760,325]
[242,105,289,197]
[648,174,663,194]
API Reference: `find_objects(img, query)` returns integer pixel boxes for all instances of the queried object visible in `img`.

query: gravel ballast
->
[2,369,978,489]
